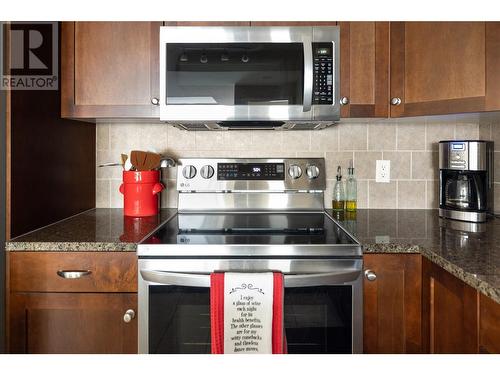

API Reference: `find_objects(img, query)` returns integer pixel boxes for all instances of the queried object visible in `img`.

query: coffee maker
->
[439,140,494,222]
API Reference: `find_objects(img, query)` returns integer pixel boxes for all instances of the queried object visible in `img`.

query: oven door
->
[159,26,339,123]
[138,258,362,354]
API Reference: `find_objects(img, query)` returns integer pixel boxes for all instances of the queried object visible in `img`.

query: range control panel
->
[313,43,334,105]
[218,163,285,180]
[177,158,326,192]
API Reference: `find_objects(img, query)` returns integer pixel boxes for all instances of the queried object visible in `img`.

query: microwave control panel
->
[313,43,334,105]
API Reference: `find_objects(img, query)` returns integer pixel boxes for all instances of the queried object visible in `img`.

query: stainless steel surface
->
[302,40,313,113]
[439,141,492,171]
[439,141,494,220]
[364,269,377,281]
[390,97,402,106]
[123,309,136,323]
[56,270,92,279]
[159,26,340,127]
[200,165,215,179]
[439,208,487,223]
[306,165,320,179]
[288,164,302,179]
[138,258,363,354]
[138,156,362,354]
[182,165,197,179]
[340,96,349,105]
[176,158,326,194]
[177,192,325,212]
[151,97,159,106]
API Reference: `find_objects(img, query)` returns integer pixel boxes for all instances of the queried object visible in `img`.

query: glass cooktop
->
[140,212,359,247]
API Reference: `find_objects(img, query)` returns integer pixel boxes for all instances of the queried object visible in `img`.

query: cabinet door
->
[390,22,500,117]
[479,294,500,353]
[339,22,389,117]
[422,258,479,353]
[9,293,137,354]
[363,254,422,353]
[61,22,161,118]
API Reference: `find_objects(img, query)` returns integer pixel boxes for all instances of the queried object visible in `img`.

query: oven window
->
[165,43,304,106]
[148,285,352,354]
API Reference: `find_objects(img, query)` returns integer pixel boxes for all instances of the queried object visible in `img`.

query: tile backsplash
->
[96,118,484,210]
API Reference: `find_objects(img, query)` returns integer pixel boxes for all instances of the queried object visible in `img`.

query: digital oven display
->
[217,163,285,180]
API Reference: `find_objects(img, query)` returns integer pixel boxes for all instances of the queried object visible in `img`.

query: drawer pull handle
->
[57,270,92,279]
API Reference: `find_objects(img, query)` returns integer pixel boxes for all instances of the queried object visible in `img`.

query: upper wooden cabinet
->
[390,22,500,117]
[339,22,389,118]
[363,254,422,353]
[61,22,161,119]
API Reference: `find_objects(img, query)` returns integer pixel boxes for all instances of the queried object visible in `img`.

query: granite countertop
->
[5,208,177,252]
[329,209,500,304]
[5,208,500,304]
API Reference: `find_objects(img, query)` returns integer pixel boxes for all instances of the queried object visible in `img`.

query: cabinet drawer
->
[10,252,137,292]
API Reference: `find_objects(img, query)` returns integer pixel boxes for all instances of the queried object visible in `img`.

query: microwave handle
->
[140,269,361,288]
[302,40,313,113]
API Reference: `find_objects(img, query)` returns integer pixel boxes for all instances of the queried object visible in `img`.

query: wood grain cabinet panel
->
[390,22,500,117]
[8,252,138,353]
[61,22,161,119]
[9,293,137,354]
[422,258,479,353]
[363,254,422,353]
[479,294,500,353]
[339,22,389,117]
[10,252,137,293]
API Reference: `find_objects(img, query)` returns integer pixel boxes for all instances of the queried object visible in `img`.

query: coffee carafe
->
[439,141,494,222]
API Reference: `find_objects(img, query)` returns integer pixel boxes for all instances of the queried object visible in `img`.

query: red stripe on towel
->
[210,273,225,354]
[272,272,286,354]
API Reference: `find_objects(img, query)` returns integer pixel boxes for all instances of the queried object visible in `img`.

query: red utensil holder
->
[119,171,164,217]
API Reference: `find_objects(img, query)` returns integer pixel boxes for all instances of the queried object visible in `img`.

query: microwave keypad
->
[313,43,333,105]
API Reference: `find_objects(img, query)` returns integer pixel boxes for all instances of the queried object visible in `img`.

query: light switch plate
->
[376,160,391,183]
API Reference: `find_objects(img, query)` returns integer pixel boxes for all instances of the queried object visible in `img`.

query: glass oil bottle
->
[345,159,357,212]
[332,166,345,211]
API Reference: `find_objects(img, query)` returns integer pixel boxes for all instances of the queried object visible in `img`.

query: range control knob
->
[306,165,320,179]
[182,165,197,179]
[200,165,215,179]
[288,165,302,179]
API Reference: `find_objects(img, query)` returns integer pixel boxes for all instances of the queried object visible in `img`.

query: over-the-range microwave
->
[159,26,340,130]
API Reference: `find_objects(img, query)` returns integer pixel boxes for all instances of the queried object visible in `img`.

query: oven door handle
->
[140,269,361,288]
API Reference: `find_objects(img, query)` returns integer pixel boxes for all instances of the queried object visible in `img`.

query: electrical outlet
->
[376,160,391,183]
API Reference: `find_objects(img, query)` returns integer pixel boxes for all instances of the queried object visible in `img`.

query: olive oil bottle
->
[332,166,345,211]
[345,159,357,212]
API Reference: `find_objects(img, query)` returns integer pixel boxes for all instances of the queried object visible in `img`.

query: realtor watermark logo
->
[1,22,58,90]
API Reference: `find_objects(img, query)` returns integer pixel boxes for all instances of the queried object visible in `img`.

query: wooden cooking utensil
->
[130,150,148,171]
[121,154,128,170]
[144,152,162,170]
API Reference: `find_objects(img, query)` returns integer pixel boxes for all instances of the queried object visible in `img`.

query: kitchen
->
[1,0,500,373]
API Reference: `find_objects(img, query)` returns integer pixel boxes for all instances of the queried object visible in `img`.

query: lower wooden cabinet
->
[422,258,479,353]
[9,293,137,354]
[363,254,422,353]
[479,293,500,353]
[8,252,138,354]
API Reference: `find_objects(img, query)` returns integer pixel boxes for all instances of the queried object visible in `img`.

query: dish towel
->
[210,272,286,354]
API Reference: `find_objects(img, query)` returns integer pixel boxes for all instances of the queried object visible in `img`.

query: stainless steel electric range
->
[137,158,363,354]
